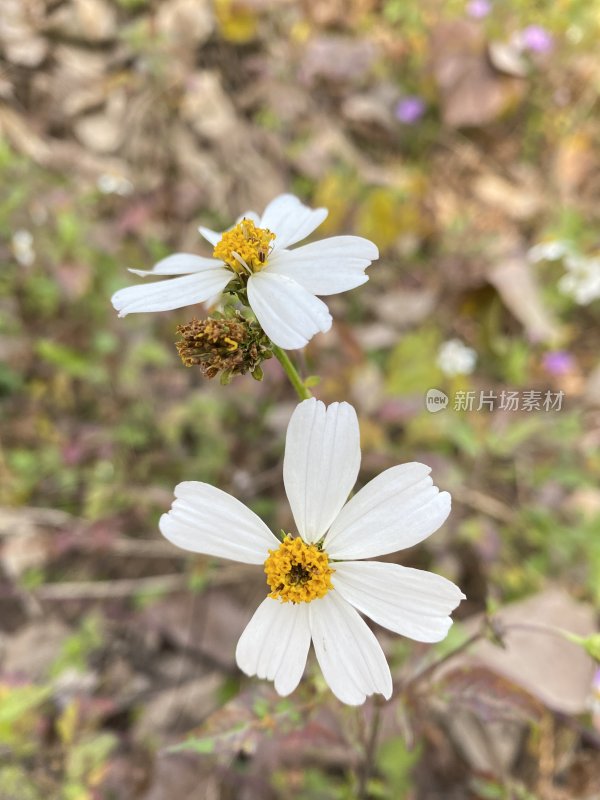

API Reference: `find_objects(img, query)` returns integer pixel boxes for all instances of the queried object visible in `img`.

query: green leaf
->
[0,685,51,725]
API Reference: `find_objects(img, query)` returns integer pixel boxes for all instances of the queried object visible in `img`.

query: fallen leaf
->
[487,253,561,343]
[299,36,377,86]
[453,589,597,715]
[0,0,48,67]
[432,21,526,128]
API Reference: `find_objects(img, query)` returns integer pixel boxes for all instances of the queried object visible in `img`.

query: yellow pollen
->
[213,219,275,274]
[264,535,334,603]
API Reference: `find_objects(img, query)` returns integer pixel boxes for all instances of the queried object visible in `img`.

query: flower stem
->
[272,345,312,400]
[357,698,383,799]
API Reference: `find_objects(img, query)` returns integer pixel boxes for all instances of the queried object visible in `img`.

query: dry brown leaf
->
[133,673,223,740]
[552,131,599,202]
[139,753,220,800]
[47,0,117,42]
[299,36,377,86]
[584,362,600,407]
[432,21,526,128]
[487,253,561,343]
[41,46,108,120]
[0,105,51,162]
[0,0,48,68]
[156,0,214,50]
[1,618,71,679]
[181,70,238,140]
[488,40,529,78]
[473,172,545,221]
[457,589,597,715]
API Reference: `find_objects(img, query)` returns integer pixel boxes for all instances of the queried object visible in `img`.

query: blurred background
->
[1,0,600,798]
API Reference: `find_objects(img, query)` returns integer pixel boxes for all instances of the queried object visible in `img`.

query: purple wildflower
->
[591,668,600,715]
[521,25,554,53]
[542,351,574,376]
[395,96,426,125]
[466,0,491,20]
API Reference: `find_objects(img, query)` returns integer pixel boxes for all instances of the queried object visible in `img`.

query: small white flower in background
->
[437,339,477,377]
[558,255,600,305]
[160,398,464,705]
[11,229,35,267]
[527,240,573,263]
[97,172,134,196]
[111,194,379,350]
[527,239,600,305]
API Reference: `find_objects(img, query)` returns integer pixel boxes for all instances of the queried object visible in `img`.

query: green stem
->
[272,345,312,400]
[357,699,383,799]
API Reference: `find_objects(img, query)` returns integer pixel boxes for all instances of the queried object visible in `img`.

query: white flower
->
[11,229,35,267]
[527,240,573,263]
[111,194,378,350]
[159,398,464,705]
[559,255,600,305]
[97,172,134,196]
[437,338,477,377]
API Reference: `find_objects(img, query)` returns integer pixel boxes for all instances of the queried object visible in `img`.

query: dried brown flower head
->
[176,311,272,383]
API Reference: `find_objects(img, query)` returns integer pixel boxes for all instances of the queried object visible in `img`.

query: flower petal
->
[267,236,378,295]
[129,253,224,277]
[198,226,222,247]
[111,269,231,317]
[159,481,279,564]
[236,597,311,696]
[309,592,392,705]
[247,272,332,350]
[324,464,451,560]
[332,561,465,643]
[259,194,328,250]
[283,398,360,543]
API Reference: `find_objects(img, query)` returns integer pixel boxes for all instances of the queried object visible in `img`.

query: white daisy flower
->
[437,338,477,377]
[111,194,379,350]
[159,398,464,705]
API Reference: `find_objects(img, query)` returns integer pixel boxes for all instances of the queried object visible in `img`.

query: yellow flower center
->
[213,219,275,275]
[264,535,334,604]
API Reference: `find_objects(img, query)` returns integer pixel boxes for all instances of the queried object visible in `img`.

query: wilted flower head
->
[520,24,554,53]
[437,339,477,377]
[395,96,426,125]
[111,194,379,350]
[160,399,464,705]
[176,311,273,383]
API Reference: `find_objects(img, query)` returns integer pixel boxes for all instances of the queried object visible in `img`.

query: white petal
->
[324,464,451,560]
[128,253,224,277]
[259,194,328,250]
[309,592,392,705]
[198,226,221,246]
[236,598,311,696]
[159,481,279,564]
[111,269,231,316]
[284,399,360,543]
[332,561,465,643]
[247,272,332,350]
[267,236,378,295]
